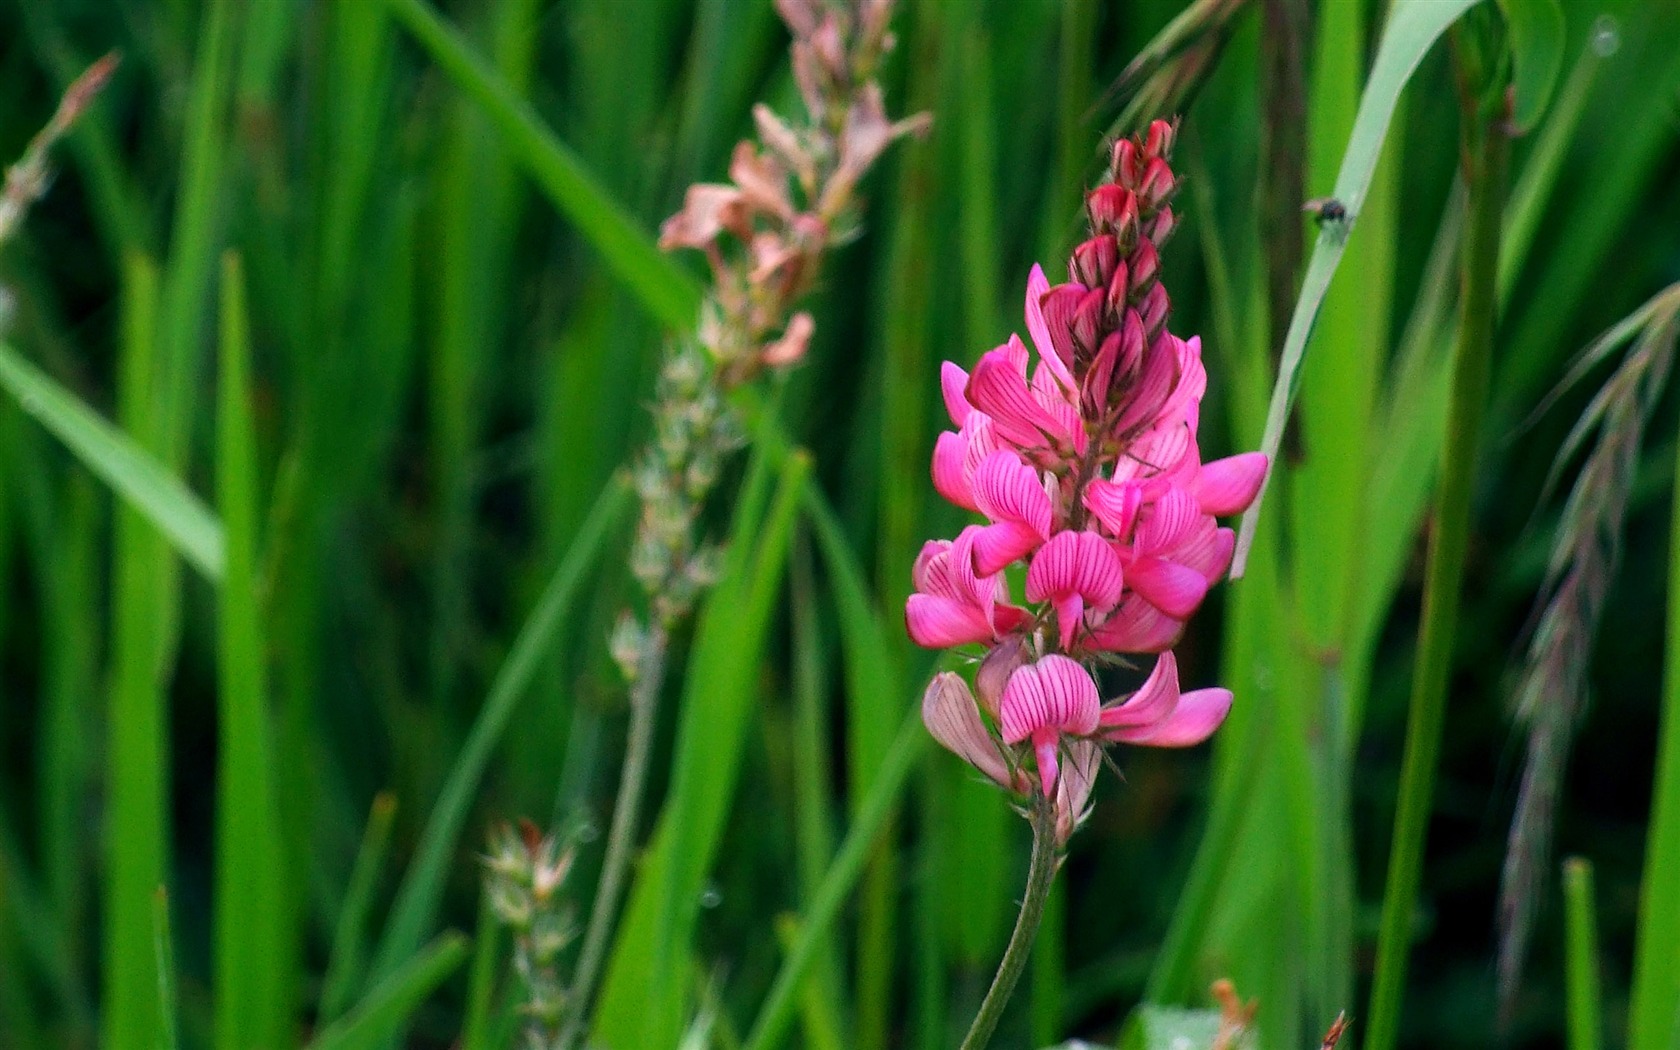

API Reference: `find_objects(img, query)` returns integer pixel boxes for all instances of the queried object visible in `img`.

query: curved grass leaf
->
[382,0,701,333]
[307,933,469,1050]
[1497,0,1564,134]
[0,341,224,581]
[1232,0,1485,577]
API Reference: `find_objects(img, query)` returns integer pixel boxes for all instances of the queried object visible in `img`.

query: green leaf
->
[0,341,224,581]
[1233,0,1486,575]
[1497,0,1565,133]
[307,933,469,1050]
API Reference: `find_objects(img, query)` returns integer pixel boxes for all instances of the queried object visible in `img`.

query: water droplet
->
[1591,16,1621,58]
[698,884,722,909]
[576,822,599,844]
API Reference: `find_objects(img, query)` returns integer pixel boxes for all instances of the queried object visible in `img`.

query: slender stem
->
[1363,34,1508,1050]
[959,792,1059,1050]
[561,623,668,1049]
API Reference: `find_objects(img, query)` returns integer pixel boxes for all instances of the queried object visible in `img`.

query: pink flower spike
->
[1025,264,1077,392]
[970,451,1053,575]
[1193,451,1269,516]
[1098,650,1180,729]
[941,361,973,427]
[1025,531,1125,650]
[1107,688,1232,747]
[922,673,1024,791]
[999,655,1101,796]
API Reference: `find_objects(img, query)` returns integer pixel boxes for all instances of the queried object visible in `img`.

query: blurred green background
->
[2,0,1679,1048]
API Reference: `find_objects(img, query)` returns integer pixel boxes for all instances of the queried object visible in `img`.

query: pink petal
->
[1033,730,1061,798]
[1024,531,1125,611]
[910,540,953,595]
[1176,525,1236,583]
[973,451,1052,534]
[922,673,1022,790]
[998,654,1101,744]
[941,361,972,427]
[1132,487,1202,554]
[1194,452,1269,516]
[1038,284,1086,371]
[1087,596,1185,654]
[905,595,993,648]
[931,432,978,511]
[1052,593,1086,651]
[1083,478,1143,539]
[1107,687,1231,747]
[1126,556,1210,620]
[1025,264,1077,392]
[971,520,1047,579]
[976,636,1028,719]
[969,347,1070,452]
[1098,650,1180,728]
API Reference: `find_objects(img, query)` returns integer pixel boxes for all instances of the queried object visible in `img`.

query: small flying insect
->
[1302,196,1348,227]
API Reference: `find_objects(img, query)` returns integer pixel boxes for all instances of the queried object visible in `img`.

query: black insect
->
[1302,196,1348,226]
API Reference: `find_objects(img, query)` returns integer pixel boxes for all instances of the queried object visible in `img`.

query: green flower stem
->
[1364,30,1509,1050]
[959,791,1058,1050]
[1562,858,1603,1050]
[561,622,668,1049]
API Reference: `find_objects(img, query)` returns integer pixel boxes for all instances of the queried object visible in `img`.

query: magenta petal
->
[972,451,1052,535]
[1108,687,1231,747]
[1034,730,1061,798]
[1195,452,1268,516]
[1053,593,1086,651]
[1025,264,1077,391]
[931,431,978,511]
[1098,650,1180,728]
[1025,531,1125,611]
[1126,556,1209,620]
[941,361,973,426]
[905,594,992,648]
[922,673,1021,790]
[1176,525,1235,583]
[1084,479,1143,539]
[1087,597,1184,654]
[968,348,1067,451]
[999,654,1101,744]
[970,520,1046,578]
[1134,487,1202,554]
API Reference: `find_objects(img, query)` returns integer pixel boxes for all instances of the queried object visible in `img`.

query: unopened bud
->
[1142,119,1176,162]
[1104,260,1131,323]
[1137,283,1171,337]
[1146,205,1178,247]
[1111,138,1143,186]
[1137,157,1176,210]
[1070,235,1119,288]
[1128,240,1160,298]
[1085,184,1138,243]
[976,637,1027,719]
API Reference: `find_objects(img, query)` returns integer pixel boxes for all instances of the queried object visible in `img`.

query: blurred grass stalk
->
[1365,15,1509,1050]
[1562,858,1603,1050]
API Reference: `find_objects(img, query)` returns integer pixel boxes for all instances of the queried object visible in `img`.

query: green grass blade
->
[307,933,469,1050]
[1562,858,1603,1050]
[382,0,700,332]
[741,710,928,1050]
[102,251,174,1050]
[1629,438,1680,1050]
[1233,0,1485,575]
[1496,0,1563,133]
[368,475,634,983]
[0,341,224,580]
[459,887,502,1050]
[154,888,180,1050]
[213,253,288,1050]
[320,793,399,1024]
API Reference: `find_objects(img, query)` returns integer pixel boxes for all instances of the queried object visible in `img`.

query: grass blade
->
[1562,858,1602,1050]
[368,475,634,983]
[1233,0,1485,576]
[0,341,224,580]
[382,0,700,332]
[153,888,180,1050]
[320,792,399,1024]
[213,253,288,1050]
[308,933,469,1050]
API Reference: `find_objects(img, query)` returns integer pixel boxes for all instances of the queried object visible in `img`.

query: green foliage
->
[3,2,1679,1049]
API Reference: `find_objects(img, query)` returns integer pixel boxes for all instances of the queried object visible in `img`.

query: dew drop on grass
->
[698,884,722,909]
[1591,16,1621,58]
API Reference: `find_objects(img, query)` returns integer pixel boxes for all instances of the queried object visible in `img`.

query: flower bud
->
[1138,157,1176,210]
[1111,138,1143,186]
[1070,234,1119,288]
[1085,184,1138,243]
[1138,283,1171,338]
[1128,240,1160,298]
[1147,205,1177,247]
[1070,287,1105,359]
[1143,119,1175,162]
[1104,260,1131,323]
[923,672,1022,791]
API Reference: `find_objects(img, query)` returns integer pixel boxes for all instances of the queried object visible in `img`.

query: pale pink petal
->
[905,594,993,648]
[1126,556,1209,620]
[1025,264,1077,391]
[1055,739,1103,844]
[1175,525,1235,583]
[1193,452,1269,516]
[910,540,953,596]
[941,361,972,426]
[976,636,1028,719]
[1107,687,1231,747]
[1098,650,1180,728]
[931,431,978,511]
[998,655,1101,744]
[922,672,1023,790]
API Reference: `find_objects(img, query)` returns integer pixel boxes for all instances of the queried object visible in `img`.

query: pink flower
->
[923,673,1028,792]
[1024,531,1125,650]
[1098,651,1232,747]
[905,529,1025,648]
[999,655,1100,796]
[970,451,1054,575]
